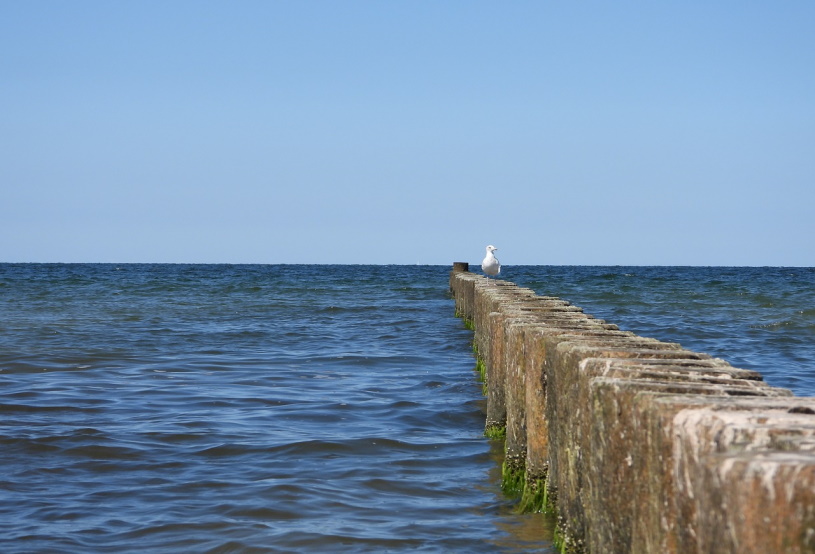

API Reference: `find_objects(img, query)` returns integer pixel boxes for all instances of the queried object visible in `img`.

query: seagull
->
[481,245,500,277]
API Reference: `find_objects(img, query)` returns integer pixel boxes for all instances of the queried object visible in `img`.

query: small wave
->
[0,403,103,414]
[750,320,793,329]
[63,444,148,461]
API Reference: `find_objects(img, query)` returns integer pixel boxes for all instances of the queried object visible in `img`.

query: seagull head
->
[486,245,498,253]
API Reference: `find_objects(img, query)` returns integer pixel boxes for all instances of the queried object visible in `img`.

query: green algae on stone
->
[517,478,550,514]
[501,460,526,498]
[475,357,486,382]
[484,424,506,440]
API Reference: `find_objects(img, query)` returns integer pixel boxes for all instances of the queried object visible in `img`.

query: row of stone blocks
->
[449,266,815,553]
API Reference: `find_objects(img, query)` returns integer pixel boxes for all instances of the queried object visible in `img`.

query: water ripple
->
[0,264,555,553]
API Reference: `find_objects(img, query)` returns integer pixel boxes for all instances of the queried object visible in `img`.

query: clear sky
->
[2,1,813,265]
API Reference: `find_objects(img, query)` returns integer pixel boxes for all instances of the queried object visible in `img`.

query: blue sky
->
[2,1,813,265]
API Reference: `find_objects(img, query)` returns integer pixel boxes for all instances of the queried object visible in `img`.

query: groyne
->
[450,263,815,553]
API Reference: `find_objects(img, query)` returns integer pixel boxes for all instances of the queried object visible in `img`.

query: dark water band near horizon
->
[1,263,813,553]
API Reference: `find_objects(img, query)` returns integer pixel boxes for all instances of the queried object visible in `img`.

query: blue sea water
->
[0,264,813,552]
[0,264,554,553]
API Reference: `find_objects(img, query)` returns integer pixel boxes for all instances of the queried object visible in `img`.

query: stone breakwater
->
[449,264,815,553]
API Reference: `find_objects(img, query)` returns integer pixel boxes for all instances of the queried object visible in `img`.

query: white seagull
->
[481,245,500,277]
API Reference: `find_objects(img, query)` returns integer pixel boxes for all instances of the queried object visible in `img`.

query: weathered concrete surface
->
[450,267,815,553]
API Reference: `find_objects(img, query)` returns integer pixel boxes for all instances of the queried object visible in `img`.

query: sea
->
[1,264,813,553]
